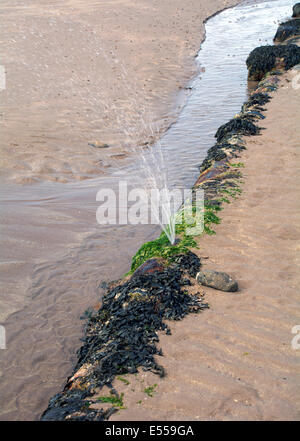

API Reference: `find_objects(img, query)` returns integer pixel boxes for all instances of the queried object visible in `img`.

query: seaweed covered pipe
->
[215,117,260,143]
[274,18,300,43]
[273,3,300,42]
[41,253,208,421]
[41,69,283,421]
[246,44,300,81]
[247,3,300,80]
[41,16,297,421]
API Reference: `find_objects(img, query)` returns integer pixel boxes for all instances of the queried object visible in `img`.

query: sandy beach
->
[0,0,246,421]
[0,0,238,184]
[1,0,299,423]
[107,69,300,421]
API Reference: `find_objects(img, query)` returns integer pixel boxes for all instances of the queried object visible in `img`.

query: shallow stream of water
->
[0,0,293,420]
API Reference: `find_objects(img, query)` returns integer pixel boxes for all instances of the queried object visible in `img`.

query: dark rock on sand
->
[274,18,300,42]
[215,117,260,143]
[293,3,300,18]
[246,44,300,81]
[196,270,238,292]
[132,258,165,277]
[242,92,271,112]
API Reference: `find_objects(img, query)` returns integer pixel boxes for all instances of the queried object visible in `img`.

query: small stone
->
[88,141,110,148]
[196,270,238,292]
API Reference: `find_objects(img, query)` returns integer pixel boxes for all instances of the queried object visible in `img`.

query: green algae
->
[97,392,125,409]
[117,376,130,385]
[144,384,158,397]
[129,232,198,274]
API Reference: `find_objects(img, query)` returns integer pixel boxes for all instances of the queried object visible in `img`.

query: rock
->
[273,18,300,43]
[293,3,300,18]
[196,270,238,292]
[215,117,259,143]
[242,92,270,112]
[88,141,110,148]
[132,258,165,277]
[246,44,300,81]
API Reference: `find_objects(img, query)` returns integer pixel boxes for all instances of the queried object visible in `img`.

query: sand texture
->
[0,0,238,183]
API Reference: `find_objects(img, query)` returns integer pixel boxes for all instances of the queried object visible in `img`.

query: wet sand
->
[0,0,239,184]
[109,69,300,421]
